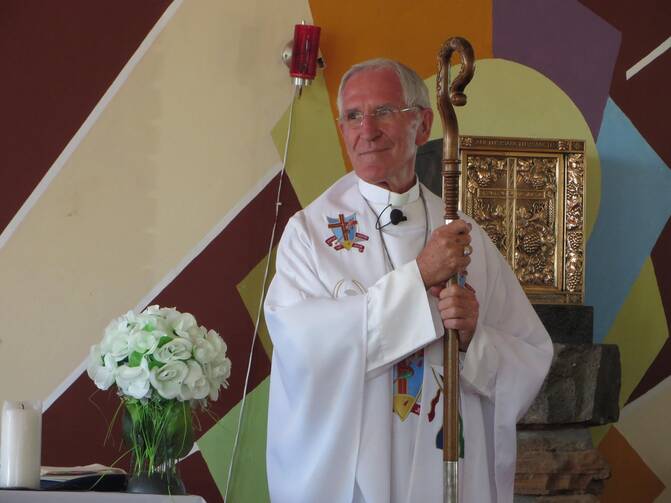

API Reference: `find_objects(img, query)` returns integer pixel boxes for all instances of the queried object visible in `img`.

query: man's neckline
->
[357,176,420,206]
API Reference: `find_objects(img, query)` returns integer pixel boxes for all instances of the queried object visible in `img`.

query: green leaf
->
[158,336,172,348]
[147,355,163,370]
[129,352,144,367]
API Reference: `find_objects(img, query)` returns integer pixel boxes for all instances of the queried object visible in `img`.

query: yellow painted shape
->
[271,73,346,208]
[616,376,671,498]
[425,59,601,238]
[604,257,668,408]
[236,248,277,359]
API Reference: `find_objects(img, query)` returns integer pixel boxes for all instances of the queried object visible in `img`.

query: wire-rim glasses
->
[339,105,421,129]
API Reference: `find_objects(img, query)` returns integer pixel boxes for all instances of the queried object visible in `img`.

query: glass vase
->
[121,398,194,495]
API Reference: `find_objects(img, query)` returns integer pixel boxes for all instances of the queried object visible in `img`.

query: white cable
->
[223,84,299,501]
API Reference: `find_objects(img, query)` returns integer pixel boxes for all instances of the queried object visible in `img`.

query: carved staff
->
[437,36,475,503]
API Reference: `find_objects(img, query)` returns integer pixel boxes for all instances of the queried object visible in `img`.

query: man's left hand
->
[433,282,479,351]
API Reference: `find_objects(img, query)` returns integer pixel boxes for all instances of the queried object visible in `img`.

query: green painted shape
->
[236,246,277,359]
[271,74,346,208]
[603,258,669,408]
[424,58,601,239]
[593,257,668,447]
[198,378,270,503]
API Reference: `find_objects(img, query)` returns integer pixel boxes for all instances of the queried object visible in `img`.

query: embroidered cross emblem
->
[325,213,369,252]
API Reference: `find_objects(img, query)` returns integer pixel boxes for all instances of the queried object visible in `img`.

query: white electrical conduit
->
[223,85,299,501]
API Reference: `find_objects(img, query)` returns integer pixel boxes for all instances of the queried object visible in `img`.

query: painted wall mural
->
[0,0,668,502]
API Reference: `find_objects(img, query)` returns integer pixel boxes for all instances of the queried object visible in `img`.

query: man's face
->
[338,67,433,193]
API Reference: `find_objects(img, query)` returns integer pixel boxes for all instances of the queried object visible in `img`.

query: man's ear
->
[415,108,434,146]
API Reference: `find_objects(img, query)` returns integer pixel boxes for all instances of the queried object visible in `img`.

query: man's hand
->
[434,283,479,351]
[416,220,471,289]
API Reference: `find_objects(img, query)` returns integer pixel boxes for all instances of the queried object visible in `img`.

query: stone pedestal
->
[514,305,621,502]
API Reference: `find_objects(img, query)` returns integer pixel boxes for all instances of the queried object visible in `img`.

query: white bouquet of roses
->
[87,305,231,403]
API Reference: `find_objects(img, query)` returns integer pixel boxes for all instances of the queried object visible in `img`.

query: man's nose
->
[359,114,381,139]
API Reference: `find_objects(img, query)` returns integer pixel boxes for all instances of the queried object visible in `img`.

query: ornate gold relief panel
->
[460,136,585,304]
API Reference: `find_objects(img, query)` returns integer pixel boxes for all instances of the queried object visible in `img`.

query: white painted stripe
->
[0,0,184,252]
[43,161,285,411]
[626,36,671,80]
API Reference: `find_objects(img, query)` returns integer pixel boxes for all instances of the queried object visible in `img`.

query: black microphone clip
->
[389,209,407,225]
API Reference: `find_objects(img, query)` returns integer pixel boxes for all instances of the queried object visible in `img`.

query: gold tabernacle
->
[458,136,585,304]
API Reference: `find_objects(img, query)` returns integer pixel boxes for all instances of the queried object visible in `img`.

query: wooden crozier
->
[436,36,475,503]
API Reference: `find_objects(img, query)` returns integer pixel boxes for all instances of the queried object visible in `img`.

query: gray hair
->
[337,58,431,115]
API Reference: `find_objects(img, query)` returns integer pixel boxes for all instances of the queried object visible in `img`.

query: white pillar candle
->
[0,400,42,489]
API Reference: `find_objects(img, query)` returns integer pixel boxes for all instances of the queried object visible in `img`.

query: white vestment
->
[264,172,552,503]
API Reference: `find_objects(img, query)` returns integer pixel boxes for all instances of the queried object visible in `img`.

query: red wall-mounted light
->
[281,21,324,94]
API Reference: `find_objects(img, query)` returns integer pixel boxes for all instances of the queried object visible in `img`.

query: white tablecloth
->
[0,491,206,502]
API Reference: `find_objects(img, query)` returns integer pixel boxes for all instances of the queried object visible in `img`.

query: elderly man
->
[264,59,552,503]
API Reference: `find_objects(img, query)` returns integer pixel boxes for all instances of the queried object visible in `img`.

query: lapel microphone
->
[375,206,408,230]
[389,209,407,225]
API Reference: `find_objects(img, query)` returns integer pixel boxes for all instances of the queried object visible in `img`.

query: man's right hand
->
[416,220,471,289]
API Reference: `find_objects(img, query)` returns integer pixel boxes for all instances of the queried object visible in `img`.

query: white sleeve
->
[459,225,553,501]
[264,215,438,503]
[460,230,552,414]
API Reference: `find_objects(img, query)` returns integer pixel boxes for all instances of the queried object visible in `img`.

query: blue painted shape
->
[586,98,671,342]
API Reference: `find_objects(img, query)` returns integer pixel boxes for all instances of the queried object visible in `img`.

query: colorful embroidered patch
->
[325,213,369,252]
[392,350,424,421]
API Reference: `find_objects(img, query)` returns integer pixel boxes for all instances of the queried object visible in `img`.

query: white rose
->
[87,345,117,390]
[150,361,189,399]
[99,323,133,362]
[158,307,182,320]
[187,325,207,342]
[203,357,231,401]
[144,305,162,316]
[100,318,131,353]
[122,310,142,328]
[170,312,197,338]
[208,330,227,357]
[135,312,162,333]
[193,338,216,364]
[216,357,232,384]
[154,318,171,335]
[180,361,210,400]
[158,307,181,328]
[129,329,161,355]
[110,333,131,361]
[154,337,193,363]
[115,359,151,399]
[194,330,226,364]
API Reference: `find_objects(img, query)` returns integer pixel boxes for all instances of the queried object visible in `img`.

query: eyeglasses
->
[339,105,421,129]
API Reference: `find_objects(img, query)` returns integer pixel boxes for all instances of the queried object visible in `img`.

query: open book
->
[40,464,126,491]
